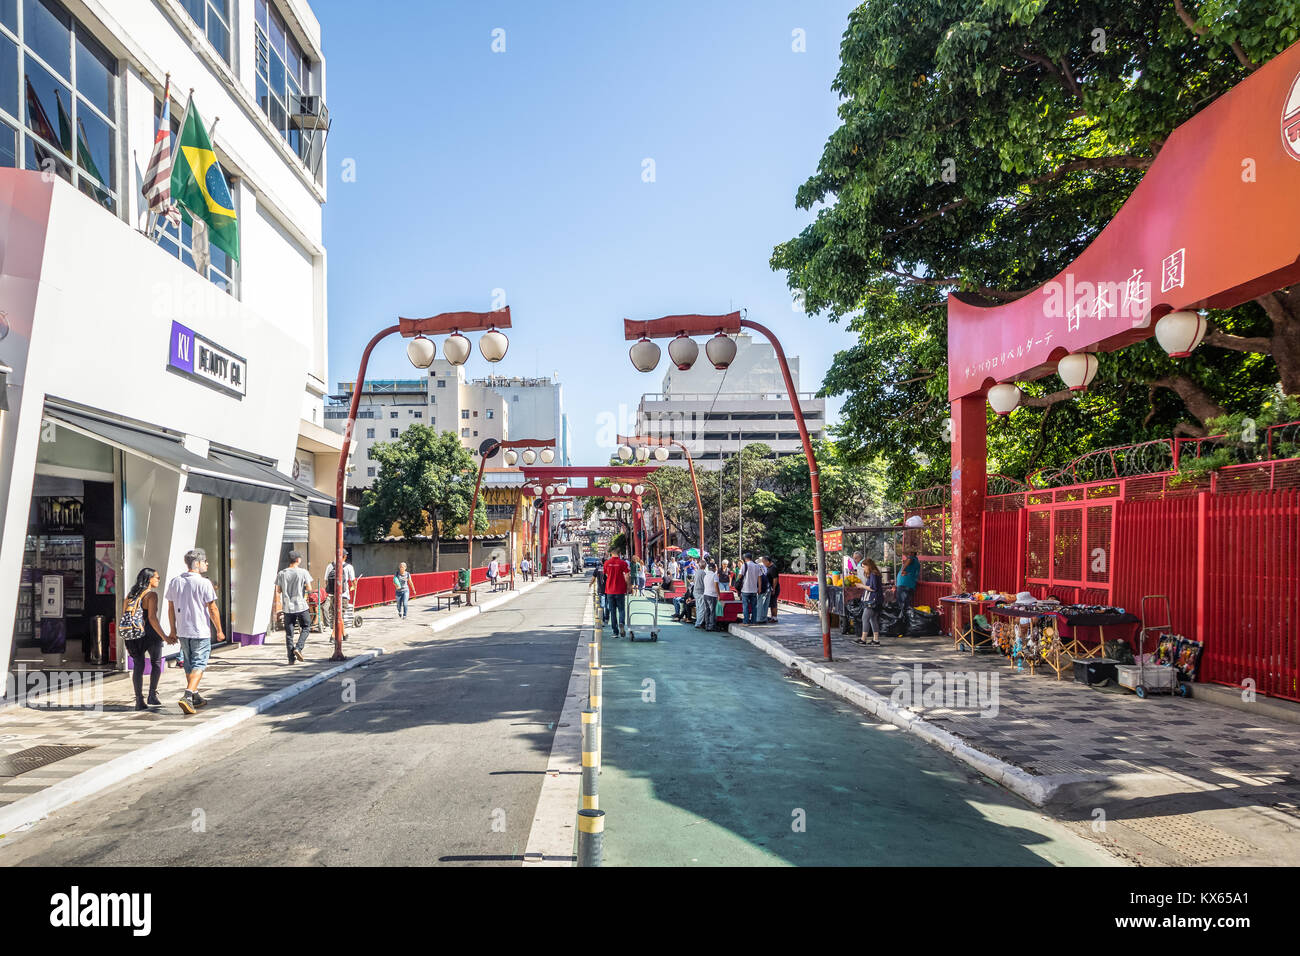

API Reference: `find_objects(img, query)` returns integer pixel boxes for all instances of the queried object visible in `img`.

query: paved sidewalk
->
[730,605,1300,866]
[0,580,527,823]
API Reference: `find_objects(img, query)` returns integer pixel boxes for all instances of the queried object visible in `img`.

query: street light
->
[620,310,833,661]
[522,449,536,465]
[466,435,556,602]
[617,444,633,461]
[654,446,669,462]
[635,445,650,462]
[618,433,705,561]
[504,449,518,465]
[540,448,555,464]
[333,308,513,660]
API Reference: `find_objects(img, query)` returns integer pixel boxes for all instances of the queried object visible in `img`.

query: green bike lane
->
[596,595,1120,866]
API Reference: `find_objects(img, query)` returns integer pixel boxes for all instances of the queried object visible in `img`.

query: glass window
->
[268,4,286,57]
[205,12,229,62]
[389,428,398,438]
[0,33,17,118]
[24,134,69,181]
[178,0,231,65]
[24,58,71,156]
[367,467,375,477]
[73,102,111,182]
[461,409,469,419]
[389,411,397,419]
[437,379,446,388]
[365,428,374,439]
[24,0,70,79]
[486,409,494,419]
[0,0,15,31]
[74,32,113,116]
[461,428,469,438]
[0,117,15,167]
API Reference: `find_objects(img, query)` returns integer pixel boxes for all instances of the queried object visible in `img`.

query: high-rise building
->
[635,334,826,469]
[0,0,340,675]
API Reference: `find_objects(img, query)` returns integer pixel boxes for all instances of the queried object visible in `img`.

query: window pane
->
[24,135,69,180]
[208,0,230,24]
[255,74,268,117]
[0,32,16,118]
[0,0,14,32]
[74,99,112,184]
[24,58,71,155]
[77,173,112,210]
[23,0,70,79]
[255,0,267,32]
[268,93,286,137]
[206,17,229,63]
[0,117,14,167]
[74,31,113,116]
[159,233,179,258]
[268,4,286,57]
[209,241,230,276]
[269,50,285,99]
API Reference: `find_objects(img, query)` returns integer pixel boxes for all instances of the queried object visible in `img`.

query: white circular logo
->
[1283,70,1300,161]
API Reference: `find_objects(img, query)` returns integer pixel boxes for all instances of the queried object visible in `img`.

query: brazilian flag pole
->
[169,92,239,263]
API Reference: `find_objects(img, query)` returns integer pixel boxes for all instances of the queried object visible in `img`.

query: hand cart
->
[1118,595,1188,699]
[627,587,660,642]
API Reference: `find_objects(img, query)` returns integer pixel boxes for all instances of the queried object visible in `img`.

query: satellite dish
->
[479,439,500,460]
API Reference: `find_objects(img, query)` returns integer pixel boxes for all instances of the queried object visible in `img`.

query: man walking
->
[763,556,781,622]
[275,550,312,663]
[165,549,225,714]
[602,547,631,638]
[325,550,358,637]
[701,559,720,630]
[740,551,762,624]
[487,556,500,592]
[520,556,532,582]
[692,558,709,628]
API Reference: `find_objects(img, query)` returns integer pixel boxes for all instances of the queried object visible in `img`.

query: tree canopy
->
[774,0,1300,499]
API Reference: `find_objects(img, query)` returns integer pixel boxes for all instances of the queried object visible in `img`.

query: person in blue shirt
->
[896,551,921,611]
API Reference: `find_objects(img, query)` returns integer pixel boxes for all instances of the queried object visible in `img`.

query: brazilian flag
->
[170,97,239,262]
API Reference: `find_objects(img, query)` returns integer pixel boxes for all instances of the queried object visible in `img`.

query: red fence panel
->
[354,567,490,608]
[980,509,1023,591]
[1112,496,1198,641]
[778,574,815,605]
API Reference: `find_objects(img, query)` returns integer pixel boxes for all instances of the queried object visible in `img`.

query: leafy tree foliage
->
[774,0,1300,498]
[357,425,488,570]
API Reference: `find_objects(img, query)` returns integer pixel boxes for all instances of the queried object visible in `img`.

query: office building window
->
[0,0,119,212]
[365,428,374,439]
[436,379,446,388]
[460,428,469,437]
[389,411,398,419]
[367,466,375,477]
[412,410,422,418]
[460,410,469,420]
[254,0,322,173]
[389,428,398,438]
[486,409,494,420]
[366,448,374,459]
[512,395,518,402]
[473,430,478,437]
[178,0,232,64]
[472,410,478,417]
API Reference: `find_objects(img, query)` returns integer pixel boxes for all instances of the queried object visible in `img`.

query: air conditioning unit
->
[291,95,330,130]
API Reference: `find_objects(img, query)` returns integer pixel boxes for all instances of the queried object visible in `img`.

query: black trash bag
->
[878,603,906,637]
[904,606,942,637]
[841,597,864,635]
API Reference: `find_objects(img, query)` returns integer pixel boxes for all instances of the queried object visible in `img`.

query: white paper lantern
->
[545,485,555,495]
[987,383,1022,416]
[557,483,568,494]
[442,331,471,365]
[1154,311,1207,358]
[635,446,650,462]
[503,449,518,465]
[478,328,509,363]
[540,448,555,464]
[654,446,669,462]
[522,449,536,465]
[634,484,645,495]
[705,332,737,369]
[406,335,436,369]
[667,334,699,371]
[1057,352,1099,392]
[617,444,633,461]
[629,338,661,372]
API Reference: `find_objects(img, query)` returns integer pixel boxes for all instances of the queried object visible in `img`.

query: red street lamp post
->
[466,437,555,602]
[622,311,833,661]
[332,308,512,662]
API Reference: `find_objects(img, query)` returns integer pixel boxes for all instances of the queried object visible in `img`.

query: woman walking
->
[394,562,416,619]
[120,568,168,710]
[856,558,884,647]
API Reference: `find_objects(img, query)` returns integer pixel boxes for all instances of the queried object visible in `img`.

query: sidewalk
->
[0,579,542,833]
[729,605,1300,866]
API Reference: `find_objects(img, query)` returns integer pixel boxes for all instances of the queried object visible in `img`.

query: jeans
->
[284,610,310,657]
[742,592,757,624]
[599,593,608,625]
[395,589,409,617]
[897,587,915,612]
[178,636,211,674]
[694,593,707,626]
[607,593,626,634]
[756,592,770,623]
[673,596,685,619]
[702,595,717,629]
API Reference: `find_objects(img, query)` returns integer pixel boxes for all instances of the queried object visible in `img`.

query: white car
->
[549,554,574,576]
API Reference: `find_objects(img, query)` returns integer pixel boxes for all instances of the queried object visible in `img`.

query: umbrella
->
[664,546,682,552]
[684,548,700,558]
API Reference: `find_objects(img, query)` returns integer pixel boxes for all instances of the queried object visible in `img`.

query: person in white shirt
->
[325,552,357,634]
[165,548,225,714]
[740,552,763,624]
[702,560,720,630]
[488,557,500,592]
[692,560,709,627]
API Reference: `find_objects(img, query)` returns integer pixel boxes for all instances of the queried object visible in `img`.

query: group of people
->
[842,549,920,647]
[668,551,780,631]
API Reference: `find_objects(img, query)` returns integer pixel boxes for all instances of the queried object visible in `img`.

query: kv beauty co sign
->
[167,321,246,399]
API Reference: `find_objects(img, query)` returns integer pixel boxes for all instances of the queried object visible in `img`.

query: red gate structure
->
[940,41,1300,702]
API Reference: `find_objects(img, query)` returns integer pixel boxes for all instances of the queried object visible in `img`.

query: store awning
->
[209,451,357,521]
[44,408,293,507]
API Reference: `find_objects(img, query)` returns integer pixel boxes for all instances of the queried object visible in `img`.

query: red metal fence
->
[352,565,508,609]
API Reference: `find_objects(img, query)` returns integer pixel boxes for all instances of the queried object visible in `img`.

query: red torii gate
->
[521,465,659,569]
[948,41,1300,592]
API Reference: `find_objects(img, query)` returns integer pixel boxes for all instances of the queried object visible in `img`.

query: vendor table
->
[938,596,996,654]
[988,604,1140,679]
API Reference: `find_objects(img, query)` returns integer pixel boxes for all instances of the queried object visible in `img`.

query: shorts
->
[179,636,212,673]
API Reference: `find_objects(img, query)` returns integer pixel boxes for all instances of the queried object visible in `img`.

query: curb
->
[0,649,385,837]
[426,577,549,635]
[727,624,1071,807]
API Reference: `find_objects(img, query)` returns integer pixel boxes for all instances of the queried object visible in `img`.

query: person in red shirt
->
[602,548,632,638]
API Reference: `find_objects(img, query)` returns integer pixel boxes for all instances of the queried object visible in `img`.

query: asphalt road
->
[0,580,589,867]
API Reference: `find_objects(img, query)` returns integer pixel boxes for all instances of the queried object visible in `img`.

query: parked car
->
[549,553,574,576]
[583,555,600,569]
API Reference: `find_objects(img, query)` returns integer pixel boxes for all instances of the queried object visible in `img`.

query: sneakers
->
[294,649,304,662]
[191,691,208,708]
[146,692,162,706]
[178,693,196,715]
[134,699,148,711]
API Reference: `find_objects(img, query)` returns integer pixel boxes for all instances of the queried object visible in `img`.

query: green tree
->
[357,426,487,571]
[774,0,1300,497]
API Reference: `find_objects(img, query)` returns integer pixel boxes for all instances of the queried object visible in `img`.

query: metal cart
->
[627,587,660,642]
[1118,595,1188,699]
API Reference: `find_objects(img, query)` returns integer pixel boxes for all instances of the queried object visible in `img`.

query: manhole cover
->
[0,744,94,777]
[1120,814,1257,863]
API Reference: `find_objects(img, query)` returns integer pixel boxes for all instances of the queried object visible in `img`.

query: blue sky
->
[317,0,860,464]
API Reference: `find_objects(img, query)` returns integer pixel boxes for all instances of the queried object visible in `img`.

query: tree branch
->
[1148,375,1225,427]
[1173,0,1258,71]
[1021,389,1075,408]
[1205,329,1273,354]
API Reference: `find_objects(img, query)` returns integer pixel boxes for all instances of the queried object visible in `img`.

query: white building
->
[635,334,826,469]
[329,364,570,488]
[0,0,344,676]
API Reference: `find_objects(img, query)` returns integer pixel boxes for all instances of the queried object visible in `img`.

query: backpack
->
[325,566,336,595]
[118,593,146,640]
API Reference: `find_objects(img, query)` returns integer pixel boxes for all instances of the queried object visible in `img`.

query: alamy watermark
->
[4,665,104,710]
[889,664,999,717]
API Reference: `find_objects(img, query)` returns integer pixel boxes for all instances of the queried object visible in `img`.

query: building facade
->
[0,0,340,676]
[635,334,826,469]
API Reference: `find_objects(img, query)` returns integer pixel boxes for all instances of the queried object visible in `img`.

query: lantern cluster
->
[405,326,509,369]
[630,331,737,373]
[618,443,671,462]
[503,447,556,466]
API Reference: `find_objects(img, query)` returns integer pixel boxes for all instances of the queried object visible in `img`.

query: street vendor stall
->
[987,597,1140,680]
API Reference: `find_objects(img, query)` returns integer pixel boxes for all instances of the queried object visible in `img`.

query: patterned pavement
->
[0,584,503,812]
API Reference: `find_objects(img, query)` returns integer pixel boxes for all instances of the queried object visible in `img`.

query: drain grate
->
[1120,814,1257,863]
[0,744,94,777]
